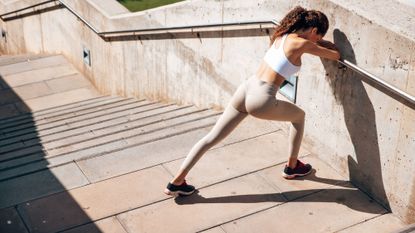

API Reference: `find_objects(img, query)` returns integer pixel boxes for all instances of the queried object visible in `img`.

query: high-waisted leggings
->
[180,75,305,172]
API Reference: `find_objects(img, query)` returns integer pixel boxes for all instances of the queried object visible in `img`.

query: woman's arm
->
[302,40,341,61]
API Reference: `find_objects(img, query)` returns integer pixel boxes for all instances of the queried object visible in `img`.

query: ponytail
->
[270,6,329,45]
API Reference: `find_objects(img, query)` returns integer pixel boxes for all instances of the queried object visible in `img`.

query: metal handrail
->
[1,0,414,105]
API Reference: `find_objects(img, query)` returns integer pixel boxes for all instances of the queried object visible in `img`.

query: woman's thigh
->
[246,95,305,122]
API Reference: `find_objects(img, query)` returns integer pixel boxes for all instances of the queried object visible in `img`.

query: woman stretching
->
[165,6,340,196]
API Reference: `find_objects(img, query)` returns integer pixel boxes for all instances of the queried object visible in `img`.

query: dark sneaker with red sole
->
[282,160,312,179]
[164,180,195,196]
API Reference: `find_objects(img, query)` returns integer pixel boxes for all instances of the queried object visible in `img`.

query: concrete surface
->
[0,0,414,227]
[0,54,409,232]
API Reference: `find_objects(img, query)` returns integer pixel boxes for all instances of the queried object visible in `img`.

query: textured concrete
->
[220,184,386,233]
[0,207,28,233]
[338,213,406,233]
[60,217,128,233]
[0,0,414,226]
[0,163,89,209]
[77,117,280,183]
[0,54,408,233]
[17,166,171,233]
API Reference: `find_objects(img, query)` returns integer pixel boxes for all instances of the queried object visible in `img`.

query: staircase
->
[0,54,407,233]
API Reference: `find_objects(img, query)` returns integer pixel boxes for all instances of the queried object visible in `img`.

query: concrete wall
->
[0,0,414,223]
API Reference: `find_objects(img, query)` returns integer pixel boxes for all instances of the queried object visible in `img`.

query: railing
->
[1,0,414,106]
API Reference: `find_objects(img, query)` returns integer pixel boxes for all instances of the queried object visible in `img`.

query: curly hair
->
[270,6,329,45]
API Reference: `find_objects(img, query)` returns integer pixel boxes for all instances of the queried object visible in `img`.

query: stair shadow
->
[0,72,102,233]
[319,29,391,211]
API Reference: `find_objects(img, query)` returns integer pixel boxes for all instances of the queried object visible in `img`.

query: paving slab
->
[45,73,92,93]
[0,162,89,209]
[163,131,310,189]
[14,87,100,112]
[0,207,28,233]
[0,55,67,76]
[220,183,387,233]
[16,165,171,233]
[338,213,406,233]
[10,81,53,100]
[77,116,282,183]
[61,217,128,233]
[117,172,286,233]
[0,54,49,66]
[0,88,21,105]
[256,154,348,201]
[0,103,20,119]
[2,64,78,87]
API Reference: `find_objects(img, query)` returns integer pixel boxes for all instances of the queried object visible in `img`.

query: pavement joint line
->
[332,213,386,233]
[115,214,132,233]
[0,95,113,122]
[0,55,68,76]
[0,102,188,151]
[0,54,50,67]
[0,122,217,182]
[0,108,216,166]
[0,98,142,132]
[160,163,176,178]
[3,69,79,89]
[0,100,158,143]
[0,54,62,67]
[74,160,92,185]
[219,225,228,233]
[14,205,31,233]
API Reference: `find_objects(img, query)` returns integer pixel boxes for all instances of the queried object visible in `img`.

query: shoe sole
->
[164,188,195,196]
[282,169,312,179]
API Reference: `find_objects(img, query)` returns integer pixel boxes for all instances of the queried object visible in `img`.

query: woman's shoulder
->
[286,34,310,50]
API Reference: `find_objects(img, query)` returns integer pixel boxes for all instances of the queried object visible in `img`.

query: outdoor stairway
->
[0,54,408,233]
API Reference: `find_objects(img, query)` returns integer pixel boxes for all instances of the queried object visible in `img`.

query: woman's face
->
[308,27,323,42]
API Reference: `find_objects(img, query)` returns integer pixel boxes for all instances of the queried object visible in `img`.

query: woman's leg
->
[246,95,305,168]
[170,104,248,184]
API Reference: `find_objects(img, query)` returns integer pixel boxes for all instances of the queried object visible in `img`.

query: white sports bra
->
[263,34,301,79]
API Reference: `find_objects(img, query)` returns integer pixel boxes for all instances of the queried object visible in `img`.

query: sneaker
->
[282,160,312,179]
[164,180,195,196]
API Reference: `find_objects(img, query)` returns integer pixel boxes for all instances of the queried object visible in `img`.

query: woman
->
[164,6,340,196]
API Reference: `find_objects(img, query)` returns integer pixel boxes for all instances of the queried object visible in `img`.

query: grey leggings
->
[180,76,305,172]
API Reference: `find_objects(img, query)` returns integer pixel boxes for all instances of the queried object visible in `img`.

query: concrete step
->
[0,95,112,122]
[0,103,205,163]
[0,95,120,128]
[0,99,155,148]
[0,97,140,139]
[0,108,219,181]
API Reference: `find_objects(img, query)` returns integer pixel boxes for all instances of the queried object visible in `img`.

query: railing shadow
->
[319,29,391,211]
[0,70,101,232]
